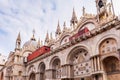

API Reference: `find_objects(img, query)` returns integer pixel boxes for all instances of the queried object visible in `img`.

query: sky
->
[0,0,120,56]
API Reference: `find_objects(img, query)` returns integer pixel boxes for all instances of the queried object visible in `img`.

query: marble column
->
[91,58,94,72]
[94,57,97,71]
[97,56,100,71]
[102,72,108,80]
[35,72,40,80]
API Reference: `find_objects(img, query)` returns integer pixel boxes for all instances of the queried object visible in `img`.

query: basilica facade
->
[0,0,120,80]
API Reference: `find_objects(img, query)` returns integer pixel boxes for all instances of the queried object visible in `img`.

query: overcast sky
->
[0,0,119,56]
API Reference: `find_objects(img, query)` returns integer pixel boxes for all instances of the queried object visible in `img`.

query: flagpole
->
[111,0,115,18]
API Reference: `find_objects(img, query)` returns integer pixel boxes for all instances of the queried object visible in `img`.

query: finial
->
[41,40,43,46]
[37,38,40,48]
[58,20,60,27]
[31,29,36,41]
[82,6,85,16]
[15,32,21,50]
[70,7,78,26]
[56,20,61,36]
[50,32,53,40]
[72,7,76,18]
[17,32,21,41]
[45,31,49,43]
[63,21,67,32]
[63,21,66,27]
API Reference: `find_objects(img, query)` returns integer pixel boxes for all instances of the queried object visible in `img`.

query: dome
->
[23,30,38,49]
[23,40,37,48]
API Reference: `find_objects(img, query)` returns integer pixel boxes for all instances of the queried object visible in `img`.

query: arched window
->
[29,73,35,80]
[51,58,61,79]
[39,62,45,80]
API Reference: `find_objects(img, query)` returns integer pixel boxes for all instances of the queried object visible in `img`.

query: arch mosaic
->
[99,38,117,55]
[66,46,91,77]
[95,34,119,55]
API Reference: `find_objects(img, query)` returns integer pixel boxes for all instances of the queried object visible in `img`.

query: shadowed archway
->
[29,72,35,80]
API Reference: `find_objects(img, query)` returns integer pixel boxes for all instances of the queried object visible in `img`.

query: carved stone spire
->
[37,38,40,48]
[15,32,21,50]
[50,32,53,40]
[55,20,61,37]
[41,40,43,46]
[31,29,36,41]
[82,6,85,16]
[63,21,67,32]
[17,32,21,42]
[70,8,78,26]
[45,31,49,44]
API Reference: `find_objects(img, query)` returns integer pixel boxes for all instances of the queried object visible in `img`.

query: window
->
[98,0,104,8]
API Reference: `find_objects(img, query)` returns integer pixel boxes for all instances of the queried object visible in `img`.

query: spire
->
[37,38,40,48]
[50,32,53,40]
[45,31,49,43]
[70,8,78,26]
[17,32,21,41]
[31,29,36,41]
[63,21,67,32]
[63,21,66,27]
[15,32,21,50]
[82,6,85,16]
[41,40,43,46]
[55,20,61,36]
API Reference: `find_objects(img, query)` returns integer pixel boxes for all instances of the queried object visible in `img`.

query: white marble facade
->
[1,0,120,80]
